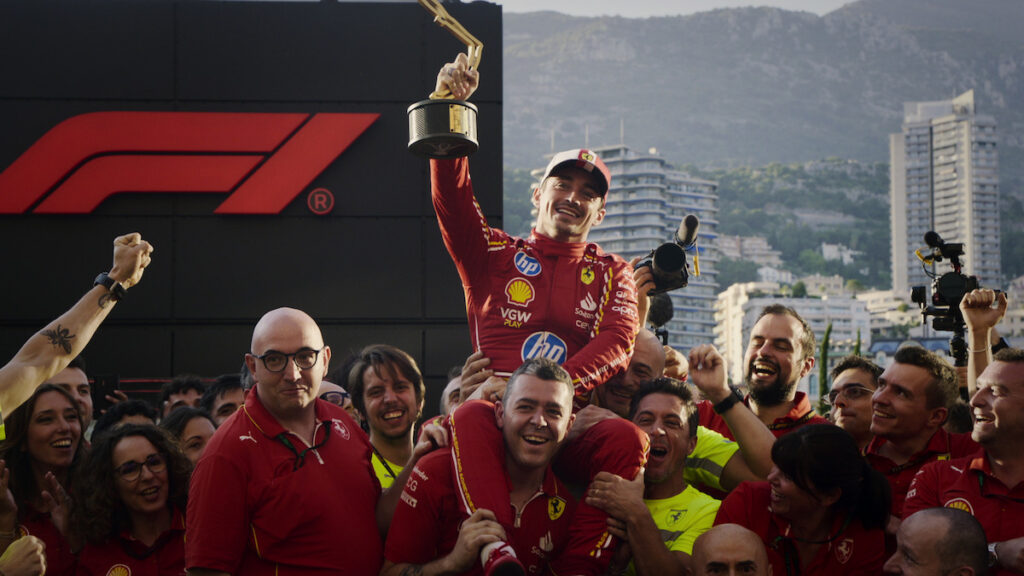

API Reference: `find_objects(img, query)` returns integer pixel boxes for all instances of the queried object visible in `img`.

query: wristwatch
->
[94,272,127,301]
[988,542,999,568]
[713,387,744,415]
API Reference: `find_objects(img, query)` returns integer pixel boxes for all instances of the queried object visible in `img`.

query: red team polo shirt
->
[904,455,1023,576]
[716,482,887,576]
[863,429,979,516]
[698,392,828,441]
[77,507,186,576]
[19,508,76,576]
[186,389,381,575]
[386,448,576,576]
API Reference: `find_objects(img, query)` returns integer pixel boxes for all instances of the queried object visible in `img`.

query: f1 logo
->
[0,111,378,214]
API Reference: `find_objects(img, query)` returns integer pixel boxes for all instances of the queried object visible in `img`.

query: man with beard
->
[346,344,426,490]
[827,356,883,451]
[586,378,721,576]
[865,345,977,518]
[698,304,827,439]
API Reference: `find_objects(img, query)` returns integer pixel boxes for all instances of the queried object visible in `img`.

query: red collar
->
[528,230,591,258]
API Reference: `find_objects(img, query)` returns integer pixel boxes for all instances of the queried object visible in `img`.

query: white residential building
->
[578,145,720,349]
[890,89,1001,294]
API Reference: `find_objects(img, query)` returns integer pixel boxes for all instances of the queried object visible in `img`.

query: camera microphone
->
[675,214,700,249]
[924,231,944,249]
[647,292,675,328]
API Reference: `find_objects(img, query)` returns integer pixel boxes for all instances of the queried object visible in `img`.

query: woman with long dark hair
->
[0,383,84,576]
[159,407,216,466]
[72,424,191,575]
[715,424,891,575]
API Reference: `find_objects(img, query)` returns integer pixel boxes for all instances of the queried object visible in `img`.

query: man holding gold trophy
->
[407,35,648,575]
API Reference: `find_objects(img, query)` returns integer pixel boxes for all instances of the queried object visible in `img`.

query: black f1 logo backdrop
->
[0,1,503,415]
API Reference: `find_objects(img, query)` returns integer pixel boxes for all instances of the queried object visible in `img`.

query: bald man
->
[885,508,988,576]
[186,308,382,576]
[692,524,768,576]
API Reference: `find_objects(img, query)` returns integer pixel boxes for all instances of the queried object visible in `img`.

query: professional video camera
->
[634,214,700,295]
[910,231,979,368]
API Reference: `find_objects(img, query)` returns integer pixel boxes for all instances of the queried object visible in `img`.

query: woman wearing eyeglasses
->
[715,424,891,576]
[159,407,217,466]
[0,383,84,576]
[72,424,191,576]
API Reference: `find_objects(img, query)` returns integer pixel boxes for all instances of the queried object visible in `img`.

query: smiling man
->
[827,355,883,451]
[698,304,827,439]
[186,308,381,576]
[432,54,641,576]
[864,345,978,518]
[586,378,720,576]
[382,358,578,576]
[346,344,426,490]
[904,348,1024,575]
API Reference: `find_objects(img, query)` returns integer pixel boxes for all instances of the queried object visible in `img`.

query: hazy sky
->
[494,0,853,17]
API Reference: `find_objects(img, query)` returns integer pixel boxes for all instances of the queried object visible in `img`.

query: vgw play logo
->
[0,111,378,214]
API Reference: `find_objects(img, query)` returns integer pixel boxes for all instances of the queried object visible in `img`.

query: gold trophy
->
[407,0,482,158]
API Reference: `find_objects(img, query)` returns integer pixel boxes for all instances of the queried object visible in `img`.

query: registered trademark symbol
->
[307,188,334,215]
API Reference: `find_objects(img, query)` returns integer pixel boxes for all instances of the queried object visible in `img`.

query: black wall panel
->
[0,0,503,418]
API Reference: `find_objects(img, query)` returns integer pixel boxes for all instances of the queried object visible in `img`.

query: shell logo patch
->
[834,538,854,565]
[506,278,535,307]
[106,565,131,576]
[944,498,974,515]
[548,497,567,520]
[580,267,595,285]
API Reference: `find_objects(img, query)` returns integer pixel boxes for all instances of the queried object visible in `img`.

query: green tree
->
[817,322,832,414]
[792,281,808,298]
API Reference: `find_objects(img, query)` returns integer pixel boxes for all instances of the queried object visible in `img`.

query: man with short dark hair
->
[827,355,883,450]
[160,374,205,420]
[885,508,988,576]
[382,358,578,576]
[346,344,426,490]
[698,304,827,439]
[586,378,720,576]
[866,345,978,517]
[199,373,246,427]
[904,347,1024,575]
[186,308,380,576]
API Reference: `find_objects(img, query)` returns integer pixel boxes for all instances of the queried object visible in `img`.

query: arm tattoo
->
[42,325,75,354]
[98,292,114,309]
[399,566,424,576]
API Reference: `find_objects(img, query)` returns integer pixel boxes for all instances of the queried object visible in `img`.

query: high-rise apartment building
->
[575,145,720,349]
[890,89,1000,295]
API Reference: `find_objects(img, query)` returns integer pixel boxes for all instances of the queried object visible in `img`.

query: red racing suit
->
[432,158,645,576]
[431,157,638,396]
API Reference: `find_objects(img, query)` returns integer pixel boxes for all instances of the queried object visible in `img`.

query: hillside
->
[501,0,1024,283]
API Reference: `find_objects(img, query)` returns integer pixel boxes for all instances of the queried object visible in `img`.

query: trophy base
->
[408,99,479,158]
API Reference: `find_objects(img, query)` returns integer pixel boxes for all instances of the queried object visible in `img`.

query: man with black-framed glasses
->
[186,307,382,576]
[827,355,883,451]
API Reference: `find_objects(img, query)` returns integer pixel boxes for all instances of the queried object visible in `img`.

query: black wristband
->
[93,272,126,301]
[992,337,1010,354]
[713,387,744,415]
